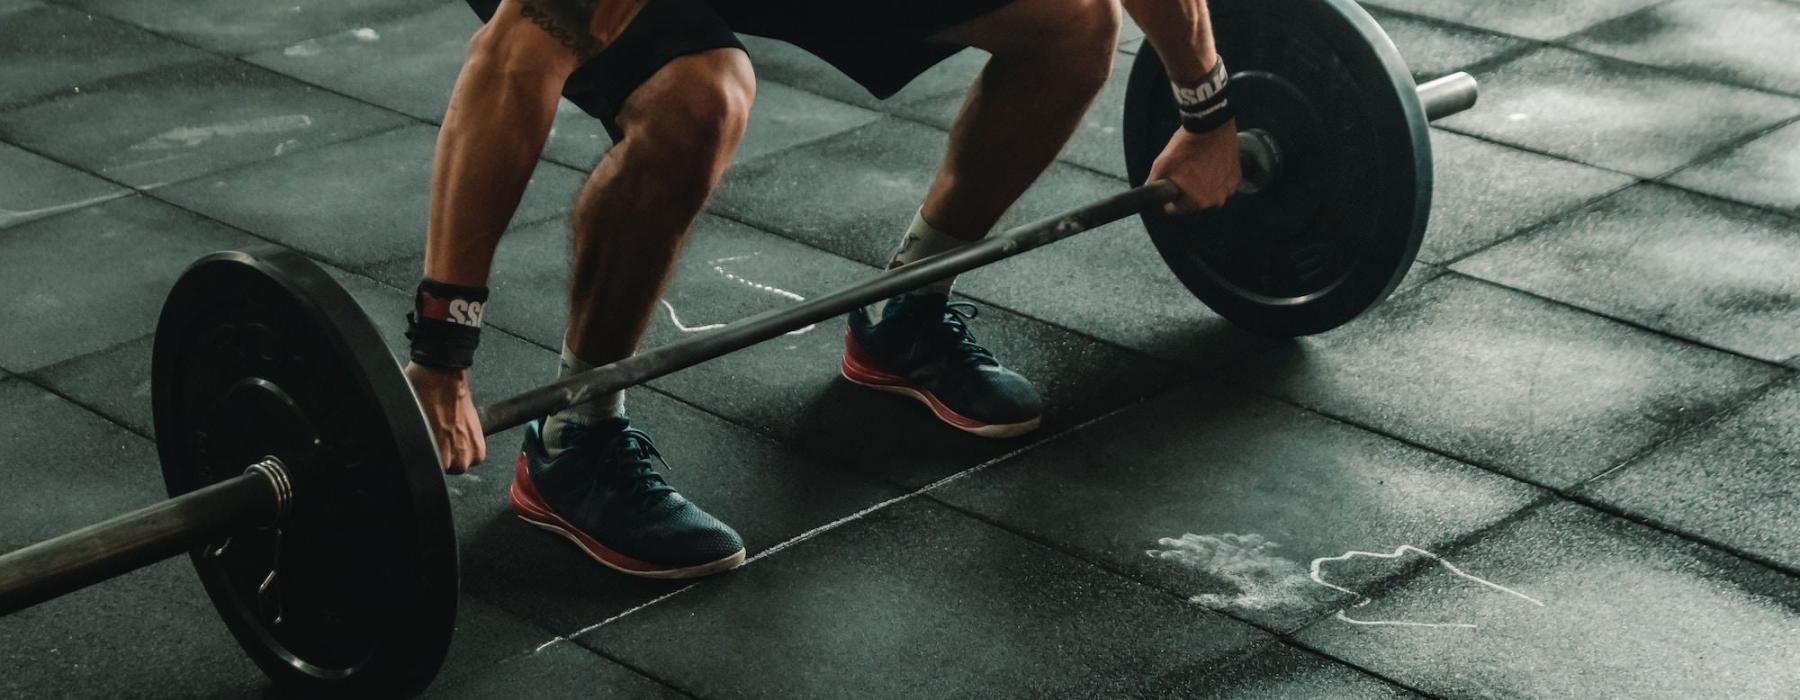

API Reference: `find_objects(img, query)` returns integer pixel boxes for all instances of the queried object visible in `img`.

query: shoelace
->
[935,301,1000,368]
[596,428,677,506]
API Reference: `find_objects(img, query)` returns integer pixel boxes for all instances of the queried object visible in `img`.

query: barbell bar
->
[0,0,1476,693]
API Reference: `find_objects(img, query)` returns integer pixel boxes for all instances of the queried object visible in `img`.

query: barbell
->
[0,0,1476,694]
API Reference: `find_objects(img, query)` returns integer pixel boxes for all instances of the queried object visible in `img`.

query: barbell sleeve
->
[0,464,284,616]
[1418,72,1478,122]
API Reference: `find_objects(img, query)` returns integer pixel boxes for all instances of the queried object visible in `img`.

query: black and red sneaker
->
[510,418,745,579]
[842,293,1043,438]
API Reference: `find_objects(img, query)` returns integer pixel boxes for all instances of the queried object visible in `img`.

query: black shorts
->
[466,0,1013,138]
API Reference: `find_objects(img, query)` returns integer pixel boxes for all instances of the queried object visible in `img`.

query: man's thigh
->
[929,0,1119,54]
[465,0,744,137]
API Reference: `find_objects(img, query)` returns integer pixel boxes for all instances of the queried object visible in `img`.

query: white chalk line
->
[129,114,314,151]
[0,190,136,228]
[658,300,726,333]
[531,407,1120,654]
[1308,544,1544,629]
[660,254,816,336]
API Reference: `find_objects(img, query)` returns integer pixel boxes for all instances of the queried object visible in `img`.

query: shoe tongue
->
[556,417,631,450]
[880,292,946,325]
[905,292,949,312]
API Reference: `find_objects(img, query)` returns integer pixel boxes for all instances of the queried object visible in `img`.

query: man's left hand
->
[1147,124,1241,215]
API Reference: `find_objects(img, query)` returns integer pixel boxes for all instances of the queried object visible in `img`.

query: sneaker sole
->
[839,344,1041,439]
[509,455,746,580]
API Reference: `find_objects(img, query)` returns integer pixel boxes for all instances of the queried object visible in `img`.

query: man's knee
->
[615,50,755,199]
[466,3,584,83]
[1046,0,1121,83]
[968,0,1119,88]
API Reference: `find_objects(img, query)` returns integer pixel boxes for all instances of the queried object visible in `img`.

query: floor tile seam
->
[724,118,893,172]
[1442,271,1800,371]
[426,643,702,700]
[1358,0,1800,99]
[1191,635,1442,699]
[0,15,442,130]
[1214,374,1800,579]
[0,23,224,114]
[421,602,676,698]
[1429,125,1800,223]
[1427,175,1641,269]
[1651,112,1800,185]
[1354,2,1575,45]
[1267,638,1449,699]
[916,489,1460,699]
[529,394,1157,652]
[1578,372,1798,487]
[1557,489,1800,579]
[1276,634,1452,698]
[579,648,706,700]
[9,371,154,442]
[18,332,155,387]
[31,0,452,66]
[0,116,418,236]
[1540,9,1800,101]
[82,118,585,277]
[116,138,423,259]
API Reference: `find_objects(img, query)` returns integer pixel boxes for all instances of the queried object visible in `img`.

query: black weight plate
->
[1123,0,1431,337]
[151,247,455,696]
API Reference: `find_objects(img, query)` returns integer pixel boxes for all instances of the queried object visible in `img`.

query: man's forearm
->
[1119,0,1219,81]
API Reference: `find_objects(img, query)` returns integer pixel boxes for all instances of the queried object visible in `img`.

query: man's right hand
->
[405,362,487,474]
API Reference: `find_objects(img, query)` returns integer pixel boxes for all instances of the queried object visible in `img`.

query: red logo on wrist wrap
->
[419,292,484,328]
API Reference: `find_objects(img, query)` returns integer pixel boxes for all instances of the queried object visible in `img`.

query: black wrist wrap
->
[406,279,488,370]
[1173,56,1235,134]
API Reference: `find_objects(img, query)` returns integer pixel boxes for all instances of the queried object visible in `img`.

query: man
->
[405,0,1240,579]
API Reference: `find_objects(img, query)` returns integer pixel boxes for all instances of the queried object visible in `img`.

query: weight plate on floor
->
[1123,0,1431,337]
[151,247,455,696]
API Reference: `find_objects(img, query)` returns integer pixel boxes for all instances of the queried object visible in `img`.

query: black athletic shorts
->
[466,0,1014,138]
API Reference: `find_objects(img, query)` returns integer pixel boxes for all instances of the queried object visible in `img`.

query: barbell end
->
[1417,72,1479,122]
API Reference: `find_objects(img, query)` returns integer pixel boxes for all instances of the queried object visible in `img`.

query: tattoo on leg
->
[518,0,603,60]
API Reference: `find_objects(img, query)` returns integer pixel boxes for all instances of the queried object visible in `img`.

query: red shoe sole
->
[840,333,1041,439]
[509,453,744,580]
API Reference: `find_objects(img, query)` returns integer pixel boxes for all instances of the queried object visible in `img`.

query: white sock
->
[867,209,978,321]
[543,343,626,458]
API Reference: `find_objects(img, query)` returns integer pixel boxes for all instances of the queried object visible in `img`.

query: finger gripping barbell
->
[0,0,1475,695]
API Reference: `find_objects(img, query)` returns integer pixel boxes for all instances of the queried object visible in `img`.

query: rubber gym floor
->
[3,0,1798,697]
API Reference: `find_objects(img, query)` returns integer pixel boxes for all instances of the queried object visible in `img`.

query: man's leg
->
[845,0,1119,438]
[512,47,754,580]
[539,47,754,449]
[566,50,754,372]
[923,0,1121,238]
